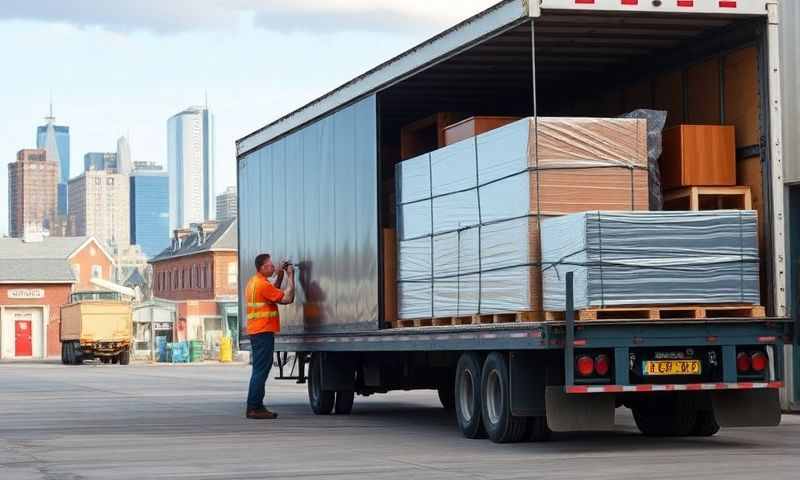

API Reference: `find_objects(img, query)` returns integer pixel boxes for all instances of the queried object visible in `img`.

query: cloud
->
[0,0,496,34]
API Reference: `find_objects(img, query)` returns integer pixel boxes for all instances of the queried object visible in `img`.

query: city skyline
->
[0,2,492,237]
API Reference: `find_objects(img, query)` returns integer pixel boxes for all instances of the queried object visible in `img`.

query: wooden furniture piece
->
[443,116,520,146]
[383,228,397,325]
[660,125,736,189]
[663,186,752,211]
[400,113,463,160]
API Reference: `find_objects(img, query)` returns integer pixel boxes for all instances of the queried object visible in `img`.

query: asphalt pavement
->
[1,362,798,480]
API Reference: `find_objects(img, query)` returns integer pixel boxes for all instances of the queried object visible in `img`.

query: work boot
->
[246,408,278,419]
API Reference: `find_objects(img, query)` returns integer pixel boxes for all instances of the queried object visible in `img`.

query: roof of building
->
[123,269,147,288]
[150,219,237,263]
[0,236,113,262]
[0,236,88,259]
[0,258,75,284]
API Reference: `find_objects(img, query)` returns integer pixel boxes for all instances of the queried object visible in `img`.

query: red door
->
[15,320,33,357]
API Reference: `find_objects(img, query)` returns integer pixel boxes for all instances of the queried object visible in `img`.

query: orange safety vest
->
[245,273,283,335]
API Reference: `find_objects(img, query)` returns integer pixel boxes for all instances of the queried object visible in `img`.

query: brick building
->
[150,219,238,349]
[0,235,114,359]
[8,149,59,238]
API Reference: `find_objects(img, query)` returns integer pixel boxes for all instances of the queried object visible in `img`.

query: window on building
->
[91,265,102,278]
[72,264,81,282]
[227,263,237,288]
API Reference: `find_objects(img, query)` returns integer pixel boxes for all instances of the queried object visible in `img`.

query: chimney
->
[196,220,219,245]
[172,228,192,250]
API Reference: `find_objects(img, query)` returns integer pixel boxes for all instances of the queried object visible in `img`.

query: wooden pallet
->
[663,186,752,211]
[547,304,766,321]
[393,311,547,328]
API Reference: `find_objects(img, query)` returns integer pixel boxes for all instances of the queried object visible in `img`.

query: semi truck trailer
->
[236,0,797,442]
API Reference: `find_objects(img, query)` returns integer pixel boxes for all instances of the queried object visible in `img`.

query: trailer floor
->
[1,362,798,480]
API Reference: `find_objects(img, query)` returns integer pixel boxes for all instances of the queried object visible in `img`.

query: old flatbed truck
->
[236,0,797,441]
[60,291,133,365]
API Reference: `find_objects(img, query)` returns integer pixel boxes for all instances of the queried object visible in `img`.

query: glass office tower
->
[130,169,169,257]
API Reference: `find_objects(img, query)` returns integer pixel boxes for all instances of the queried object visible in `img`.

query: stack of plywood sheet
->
[540,210,760,312]
[395,117,649,321]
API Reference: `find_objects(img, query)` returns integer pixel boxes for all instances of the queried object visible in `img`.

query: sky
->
[0,0,496,236]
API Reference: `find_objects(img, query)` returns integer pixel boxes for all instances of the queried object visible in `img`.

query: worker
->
[245,253,295,419]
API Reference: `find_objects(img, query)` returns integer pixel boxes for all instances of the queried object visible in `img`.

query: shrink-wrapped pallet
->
[540,211,760,311]
[396,117,649,320]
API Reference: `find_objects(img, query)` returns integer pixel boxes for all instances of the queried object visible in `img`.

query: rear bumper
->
[566,381,784,394]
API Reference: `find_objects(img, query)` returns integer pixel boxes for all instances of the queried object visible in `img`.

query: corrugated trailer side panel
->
[781,0,799,184]
[238,96,379,335]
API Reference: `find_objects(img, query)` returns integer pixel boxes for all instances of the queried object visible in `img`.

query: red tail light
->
[750,352,767,372]
[736,352,751,372]
[595,354,610,376]
[577,355,594,377]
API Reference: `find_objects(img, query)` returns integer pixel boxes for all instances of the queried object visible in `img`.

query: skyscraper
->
[167,106,215,231]
[84,152,118,172]
[130,164,169,258]
[68,170,130,248]
[8,149,59,237]
[215,186,237,222]
[36,103,69,216]
[117,136,132,175]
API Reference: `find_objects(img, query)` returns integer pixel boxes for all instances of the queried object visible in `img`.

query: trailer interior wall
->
[237,97,379,334]
[377,10,780,319]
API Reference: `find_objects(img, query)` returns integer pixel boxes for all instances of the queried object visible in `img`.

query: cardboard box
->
[661,125,736,189]
[443,116,520,146]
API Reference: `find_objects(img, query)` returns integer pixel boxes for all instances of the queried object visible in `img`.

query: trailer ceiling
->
[378,10,758,137]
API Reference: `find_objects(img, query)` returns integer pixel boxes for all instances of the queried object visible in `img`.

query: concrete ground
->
[1,362,798,480]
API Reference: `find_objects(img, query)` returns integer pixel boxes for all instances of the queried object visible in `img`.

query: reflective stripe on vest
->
[247,310,279,320]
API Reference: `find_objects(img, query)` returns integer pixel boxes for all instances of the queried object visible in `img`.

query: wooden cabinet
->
[400,113,464,160]
[660,125,736,189]
[443,116,520,146]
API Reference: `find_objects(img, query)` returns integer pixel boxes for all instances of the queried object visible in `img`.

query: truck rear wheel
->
[61,343,68,365]
[633,395,696,437]
[334,391,355,414]
[455,352,486,439]
[481,352,528,443]
[527,416,551,442]
[118,349,130,365]
[308,353,335,415]
[691,410,720,437]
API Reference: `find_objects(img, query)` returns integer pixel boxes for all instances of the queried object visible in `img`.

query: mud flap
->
[712,389,782,427]
[545,386,615,432]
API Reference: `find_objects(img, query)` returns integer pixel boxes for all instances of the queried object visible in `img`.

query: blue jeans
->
[247,332,274,410]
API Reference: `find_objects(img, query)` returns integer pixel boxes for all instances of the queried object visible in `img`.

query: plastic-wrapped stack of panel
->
[540,210,760,311]
[395,117,649,321]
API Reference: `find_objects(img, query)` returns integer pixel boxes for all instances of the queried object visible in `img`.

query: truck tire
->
[308,353,335,415]
[481,352,528,443]
[61,343,68,365]
[70,341,83,365]
[633,395,696,437]
[691,410,720,437]
[438,374,455,410]
[455,352,486,439]
[334,391,355,414]
[118,350,130,366]
[101,357,111,364]
[527,416,551,442]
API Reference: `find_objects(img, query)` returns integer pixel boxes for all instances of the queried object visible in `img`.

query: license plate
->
[643,360,701,376]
